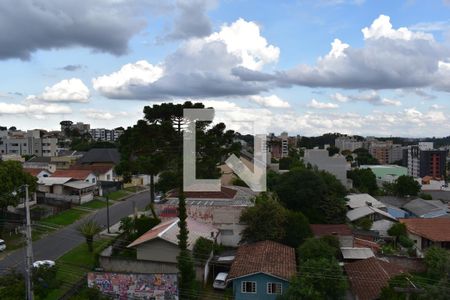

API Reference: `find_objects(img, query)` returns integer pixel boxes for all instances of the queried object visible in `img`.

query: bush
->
[398,236,414,249]
[387,223,407,238]
[355,217,373,231]
[419,193,432,200]
[193,237,214,263]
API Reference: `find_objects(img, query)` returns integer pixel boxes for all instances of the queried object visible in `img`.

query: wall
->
[136,239,180,263]
[99,255,178,274]
[232,273,289,300]
[87,272,178,300]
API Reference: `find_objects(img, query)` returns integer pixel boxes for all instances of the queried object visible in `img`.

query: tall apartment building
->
[90,128,124,142]
[267,132,289,160]
[60,120,90,135]
[403,142,448,179]
[368,140,403,164]
[334,136,364,152]
[0,129,58,157]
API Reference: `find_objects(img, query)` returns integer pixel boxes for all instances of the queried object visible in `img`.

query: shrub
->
[398,236,414,249]
[193,237,214,263]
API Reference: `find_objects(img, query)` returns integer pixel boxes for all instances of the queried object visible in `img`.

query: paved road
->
[0,191,151,274]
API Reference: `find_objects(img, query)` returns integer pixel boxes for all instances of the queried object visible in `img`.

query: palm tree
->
[77,220,102,252]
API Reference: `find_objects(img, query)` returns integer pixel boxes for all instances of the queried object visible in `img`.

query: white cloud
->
[330,90,401,106]
[80,109,129,120]
[28,78,90,103]
[362,15,433,41]
[381,98,402,106]
[325,39,349,59]
[92,61,164,99]
[0,102,71,115]
[93,19,279,99]
[330,92,349,102]
[249,95,290,108]
[307,99,339,109]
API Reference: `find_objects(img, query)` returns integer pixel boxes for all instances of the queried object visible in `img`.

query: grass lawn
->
[81,199,108,209]
[106,189,132,201]
[44,238,112,300]
[39,209,88,227]
[124,186,147,193]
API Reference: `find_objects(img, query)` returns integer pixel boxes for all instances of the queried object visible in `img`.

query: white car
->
[33,260,55,268]
[213,272,228,290]
[0,239,6,252]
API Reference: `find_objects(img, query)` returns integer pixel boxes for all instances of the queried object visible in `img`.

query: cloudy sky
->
[1,0,450,137]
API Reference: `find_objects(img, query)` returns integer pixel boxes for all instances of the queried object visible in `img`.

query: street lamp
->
[13,185,34,300]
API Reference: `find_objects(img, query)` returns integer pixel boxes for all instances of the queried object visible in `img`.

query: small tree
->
[393,175,421,197]
[77,220,102,252]
[298,237,340,264]
[355,217,373,231]
[193,237,214,263]
[424,247,450,279]
[388,223,407,238]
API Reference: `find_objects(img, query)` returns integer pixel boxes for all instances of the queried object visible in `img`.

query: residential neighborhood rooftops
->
[346,193,386,209]
[64,181,96,189]
[228,240,296,281]
[23,168,50,177]
[27,156,52,163]
[52,169,94,180]
[347,206,396,222]
[402,198,448,218]
[38,177,72,186]
[78,148,120,165]
[69,164,114,175]
[341,247,375,260]
[127,217,218,250]
[345,257,405,300]
[400,218,450,242]
[310,224,352,237]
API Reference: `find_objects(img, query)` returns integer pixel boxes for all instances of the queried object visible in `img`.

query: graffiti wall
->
[87,272,178,300]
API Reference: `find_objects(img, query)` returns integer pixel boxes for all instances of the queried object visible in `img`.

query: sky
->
[1,0,450,137]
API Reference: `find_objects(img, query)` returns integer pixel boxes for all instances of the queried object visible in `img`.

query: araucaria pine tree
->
[177,192,196,299]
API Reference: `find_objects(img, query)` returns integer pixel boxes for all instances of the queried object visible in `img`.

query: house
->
[310,224,354,247]
[345,257,405,300]
[160,185,257,246]
[37,169,97,204]
[400,218,450,256]
[346,193,387,210]
[50,150,85,169]
[23,156,56,173]
[341,247,375,260]
[402,198,448,218]
[303,149,351,188]
[69,165,117,182]
[23,168,52,179]
[121,218,220,280]
[346,206,397,223]
[227,240,296,300]
[78,148,120,166]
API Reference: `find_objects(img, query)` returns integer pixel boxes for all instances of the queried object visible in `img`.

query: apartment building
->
[89,128,124,142]
[60,120,91,135]
[368,140,403,164]
[334,136,364,152]
[267,132,289,160]
[403,142,448,179]
[0,129,58,157]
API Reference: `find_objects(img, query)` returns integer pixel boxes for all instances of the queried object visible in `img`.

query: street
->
[0,191,151,274]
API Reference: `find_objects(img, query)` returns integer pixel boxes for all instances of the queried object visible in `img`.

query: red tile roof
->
[400,218,450,242]
[345,257,405,300]
[167,186,237,199]
[23,168,45,177]
[228,240,296,281]
[69,164,113,175]
[51,169,94,180]
[310,224,353,237]
[354,237,381,253]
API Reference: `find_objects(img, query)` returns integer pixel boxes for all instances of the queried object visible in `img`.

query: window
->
[241,281,256,293]
[219,229,233,236]
[267,282,282,294]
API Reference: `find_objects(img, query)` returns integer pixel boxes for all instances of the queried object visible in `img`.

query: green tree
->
[77,220,102,252]
[177,193,196,299]
[193,237,214,262]
[354,217,373,231]
[393,175,421,197]
[348,168,379,195]
[0,161,37,232]
[298,237,340,264]
[33,264,59,298]
[282,211,312,248]
[280,258,347,300]
[0,271,25,300]
[353,148,379,165]
[424,247,450,279]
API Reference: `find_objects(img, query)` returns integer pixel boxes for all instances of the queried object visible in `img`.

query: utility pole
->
[24,184,34,300]
[106,196,110,234]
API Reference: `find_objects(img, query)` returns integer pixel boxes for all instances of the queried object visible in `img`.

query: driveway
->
[0,190,151,274]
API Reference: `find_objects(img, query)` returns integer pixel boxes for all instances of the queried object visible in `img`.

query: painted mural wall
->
[87,272,178,300]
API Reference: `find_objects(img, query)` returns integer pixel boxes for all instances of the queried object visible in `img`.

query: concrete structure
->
[334,136,364,152]
[403,143,448,179]
[228,241,296,300]
[161,186,257,246]
[368,140,403,164]
[0,129,58,157]
[90,128,124,142]
[267,132,289,159]
[304,149,351,188]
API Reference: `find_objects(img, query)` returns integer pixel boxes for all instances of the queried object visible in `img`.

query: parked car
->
[154,192,165,203]
[0,239,6,252]
[33,260,55,268]
[213,272,228,290]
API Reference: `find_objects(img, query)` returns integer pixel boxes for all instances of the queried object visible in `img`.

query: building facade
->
[404,143,448,179]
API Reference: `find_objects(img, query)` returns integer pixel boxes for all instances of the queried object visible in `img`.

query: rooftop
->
[310,224,352,237]
[402,198,447,218]
[347,206,396,222]
[346,193,386,209]
[400,218,450,242]
[51,169,94,180]
[69,164,114,175]
[78,148,120,165]
[345,257,405,300]
[128,217,218,250]
[341,247,375,260]
[228,240,296,281]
